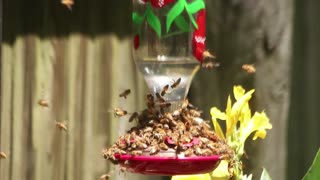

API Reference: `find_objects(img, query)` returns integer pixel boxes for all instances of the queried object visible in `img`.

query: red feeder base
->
[115,154,221,175]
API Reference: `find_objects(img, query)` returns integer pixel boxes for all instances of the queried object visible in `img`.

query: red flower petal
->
[192,10,206,63]
[150,0,175,8]
[134,34,140,50]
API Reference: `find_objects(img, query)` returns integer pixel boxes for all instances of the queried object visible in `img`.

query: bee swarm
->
[103,91,234,165]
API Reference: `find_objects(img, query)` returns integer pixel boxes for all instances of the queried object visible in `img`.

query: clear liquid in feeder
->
[136,56,200,110]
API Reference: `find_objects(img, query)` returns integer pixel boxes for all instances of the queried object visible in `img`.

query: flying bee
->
[38,99,49,107]
[119,89,131,99]
[128,112,139,123]
[171,78,181,89]
[100,173,111,180]
[61,0,74,10]
[242,64,256,74]
[160,84,170,96]
[0,152,7,159]
[113,108,127,117]
[156,93,165,103]
[55,121,68,131]
[202,61,220,69]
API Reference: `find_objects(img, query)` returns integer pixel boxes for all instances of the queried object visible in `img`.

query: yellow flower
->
[171,174,211,180]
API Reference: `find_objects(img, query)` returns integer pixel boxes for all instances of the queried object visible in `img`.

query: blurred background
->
[0,0,319,180]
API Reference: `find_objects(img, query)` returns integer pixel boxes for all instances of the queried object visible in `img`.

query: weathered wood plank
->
[0,43,13,180]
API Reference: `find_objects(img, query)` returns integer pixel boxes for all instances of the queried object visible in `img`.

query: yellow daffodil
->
[172,85,272,180]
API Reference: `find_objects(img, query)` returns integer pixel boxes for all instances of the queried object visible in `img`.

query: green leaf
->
[260,168,272,180]
[303,148,320,180]
[174,15,190,32]
[132,12,144,25]
[187,10,198,29]
[166,0,185,32]
[186,0,205,14]
[146,4,161,37]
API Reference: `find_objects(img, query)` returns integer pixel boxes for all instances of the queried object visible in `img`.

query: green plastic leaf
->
[166,0,185,32]
[186,0,205,14]
[187,10,198,29]
[303,148,320,180]
[132,12,144,25]
[174,15,190,32]
[260,168,272,180]
[146,5,161,37]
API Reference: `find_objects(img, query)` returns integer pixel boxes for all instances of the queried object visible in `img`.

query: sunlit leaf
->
[260,168,272,180]
[211,107,227,120]
[174,15,190,32]
[211,160,230,179]
[166,0,185,32]
[212,117,225,139]
[186,0,205,14]
[146,4,161,37]
[303,148,320,180]
[233,85,246,101]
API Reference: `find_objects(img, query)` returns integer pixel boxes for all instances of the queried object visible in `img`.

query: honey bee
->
[156,93,165,103]
[0,152,7,159]
[55,121,68,131]
[159,142,169,150]
[184,148,194,157]
[181,99,189,109]
[202,148,213,156]
[113,108,128,117]
[203,50,216,59]
[149,145,159,155]
[143,126,153,133]
[160,84,170,96]
[194,146,203,155]
[61,0,74,10]
[189,109,201,117]
[163,123,170,130]
[242,64,256,73]
[160,102,171,109]
[119,89,131,99]
[38,99,49,107]
[100,174,111,180]
[131,150,142,156]
[146,93,155,107]
[120,167,127,173]
[202,61,220,69]
[171,78,181,89]
[135,141,148,149]
[128,112,139,123]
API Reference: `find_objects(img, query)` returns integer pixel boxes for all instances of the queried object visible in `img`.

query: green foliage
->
[132,12,144,25]
[174,15,190,32]
[146,3,162,37]
[166,0,185,32]
[303,148,320,180]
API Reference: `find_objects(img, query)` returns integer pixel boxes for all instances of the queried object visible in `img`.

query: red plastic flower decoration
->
[192,10,214,63]
[134,34,140,50]
[142,0,175,8]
